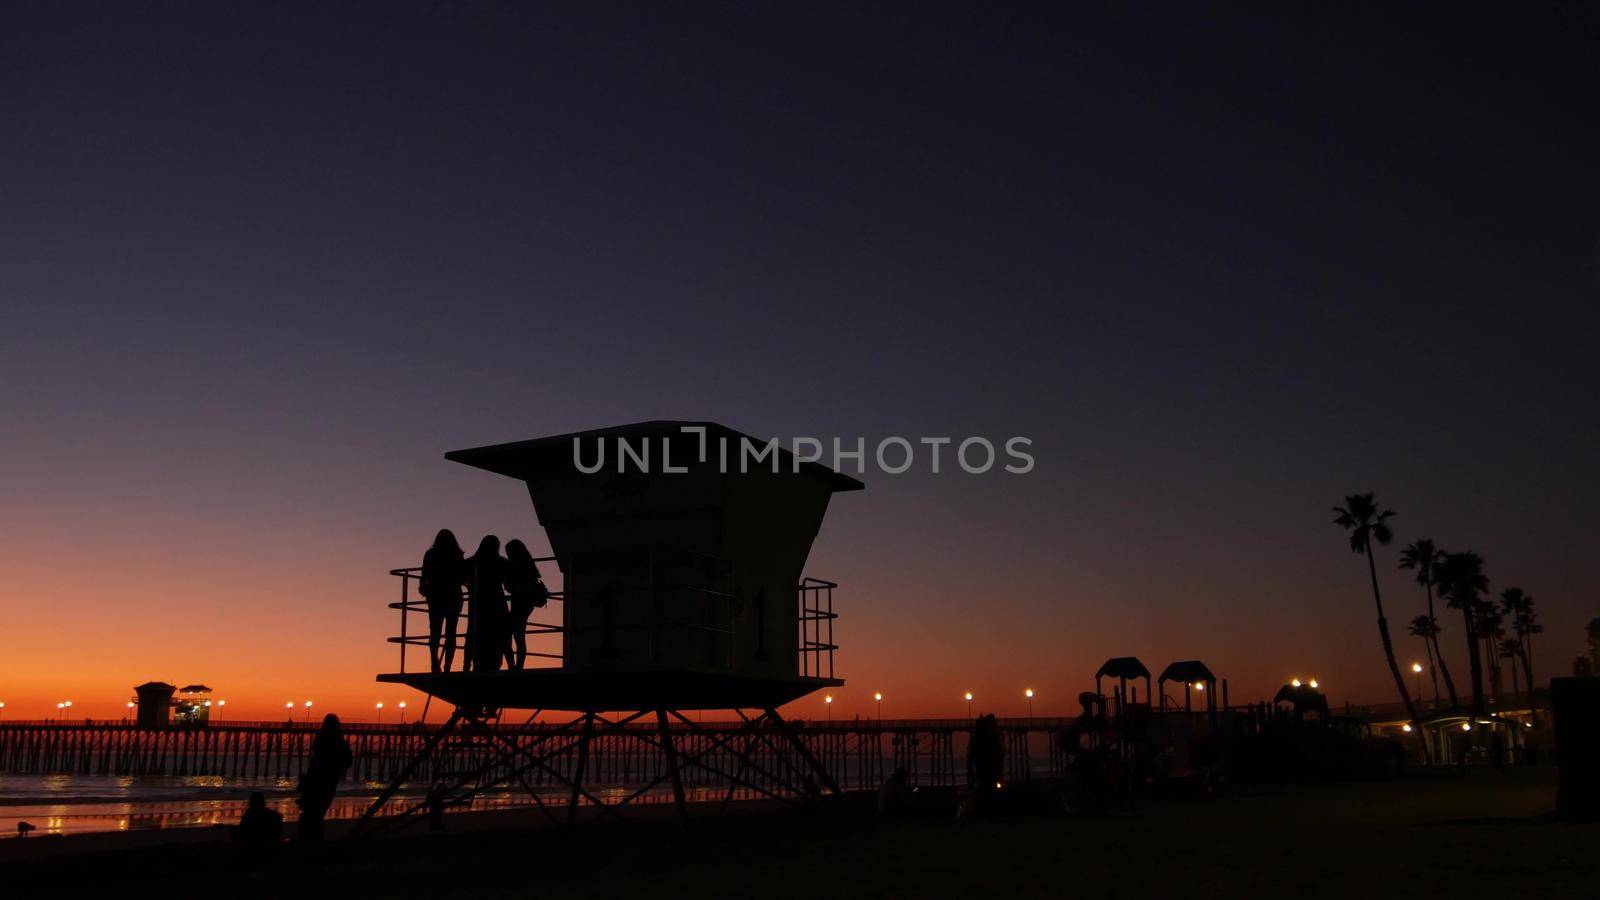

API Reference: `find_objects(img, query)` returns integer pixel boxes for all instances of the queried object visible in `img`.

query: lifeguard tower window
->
[383,422,858,712]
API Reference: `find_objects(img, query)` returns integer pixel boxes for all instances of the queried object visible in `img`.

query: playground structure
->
[356,422,860,835]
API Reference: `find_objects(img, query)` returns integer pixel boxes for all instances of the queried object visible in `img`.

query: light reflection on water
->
[0,774,764,836]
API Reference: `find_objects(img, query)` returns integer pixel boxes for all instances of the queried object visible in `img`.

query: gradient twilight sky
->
[2,3,1597,721]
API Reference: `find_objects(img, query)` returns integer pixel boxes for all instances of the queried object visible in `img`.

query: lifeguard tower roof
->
[444,420,864,492]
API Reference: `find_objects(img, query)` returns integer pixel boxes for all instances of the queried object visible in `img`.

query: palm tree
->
[1399,539,1459,707]
[1502,589,1539,695]
[1435,550,1488,717]
[1474,600,1505,698]
[1333,493,1428,761]
[1498,638,1523,697]
[1406,615,1441,706]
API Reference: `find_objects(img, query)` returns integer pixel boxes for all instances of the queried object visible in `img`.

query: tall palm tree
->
[1399,539,1459,707]
[1498,638,1523,697]
[1502,589,1539,694]
[1407,615,1441,706]
[1435,550,1488,717]
[1474,600,1505,698]
[1333,493,1428,761]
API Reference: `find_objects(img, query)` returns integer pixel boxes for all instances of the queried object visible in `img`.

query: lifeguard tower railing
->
[799,576,837,680]
[388,552,838,679]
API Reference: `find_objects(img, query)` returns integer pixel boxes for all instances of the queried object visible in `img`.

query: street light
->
[1402,723,1413,733]
[1025,688,1035,720]
[1308,679,1319,690]
[964,691,973,718]
[1290,678,1302,688]
[398,700,408,723]
[216,700,225,721]
[874,692,883,721]
[376,701,384,724]
[1411,662,1424,700]
[823,694,832,721]
[303,700,313,723]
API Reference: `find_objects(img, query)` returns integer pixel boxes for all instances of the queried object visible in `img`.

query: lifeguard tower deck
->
[357,421,860,834]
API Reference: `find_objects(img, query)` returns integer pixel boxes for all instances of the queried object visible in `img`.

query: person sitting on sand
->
[232,791,283,847]
[878,767,916,818]
[296,714,352,844]
[503,539,549,670]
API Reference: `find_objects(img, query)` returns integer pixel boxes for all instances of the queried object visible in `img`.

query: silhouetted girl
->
[296,714,352,844]
[465,535,509,673]
[503,539,549,669]
[420,529,466,672]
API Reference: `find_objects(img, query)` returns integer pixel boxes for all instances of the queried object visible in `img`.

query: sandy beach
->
[2,768,1591,899]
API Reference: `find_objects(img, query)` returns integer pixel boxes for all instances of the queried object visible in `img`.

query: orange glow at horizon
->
[0,474,1578,722]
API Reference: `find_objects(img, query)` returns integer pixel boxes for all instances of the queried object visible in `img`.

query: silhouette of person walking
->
[296,714,352,844]
[465,535,509,673]
[503,539,548,670]
[420,529,466,672]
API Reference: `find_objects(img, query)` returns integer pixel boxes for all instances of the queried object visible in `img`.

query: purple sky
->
[1,3,1596,717]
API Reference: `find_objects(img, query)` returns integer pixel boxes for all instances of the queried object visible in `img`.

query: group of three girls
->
[418,528,549,673]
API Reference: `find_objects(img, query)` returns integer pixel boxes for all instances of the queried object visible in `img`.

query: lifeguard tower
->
[358,421,860,832]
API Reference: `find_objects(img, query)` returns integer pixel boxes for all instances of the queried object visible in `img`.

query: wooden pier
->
[0,717,1077,790]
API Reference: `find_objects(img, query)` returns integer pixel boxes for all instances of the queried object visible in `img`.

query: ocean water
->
[0,773,539,836]
[0,773,767,836]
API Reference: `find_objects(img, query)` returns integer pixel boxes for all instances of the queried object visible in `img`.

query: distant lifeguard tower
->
[359,421,860,832]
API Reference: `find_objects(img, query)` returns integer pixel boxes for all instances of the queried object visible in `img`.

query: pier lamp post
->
[303,700,313,723]
[286,702,295,719]
[824,695,832,722]
[1025,688,1035,720]
[965,691,973,718]
[376,701,384,724]
[398,701,407,724]
[216,700,225,721]
[0,701,6,720]
[874,692,883,722]
[126,701,134,720]
[1411,662,1424,703]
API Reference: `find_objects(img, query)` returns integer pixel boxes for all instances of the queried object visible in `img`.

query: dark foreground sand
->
[1,769,1592,899]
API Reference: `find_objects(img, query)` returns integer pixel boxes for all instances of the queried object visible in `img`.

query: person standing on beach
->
[967,714,1005,814]
[420,529,466,672]
[296,714,352,844]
